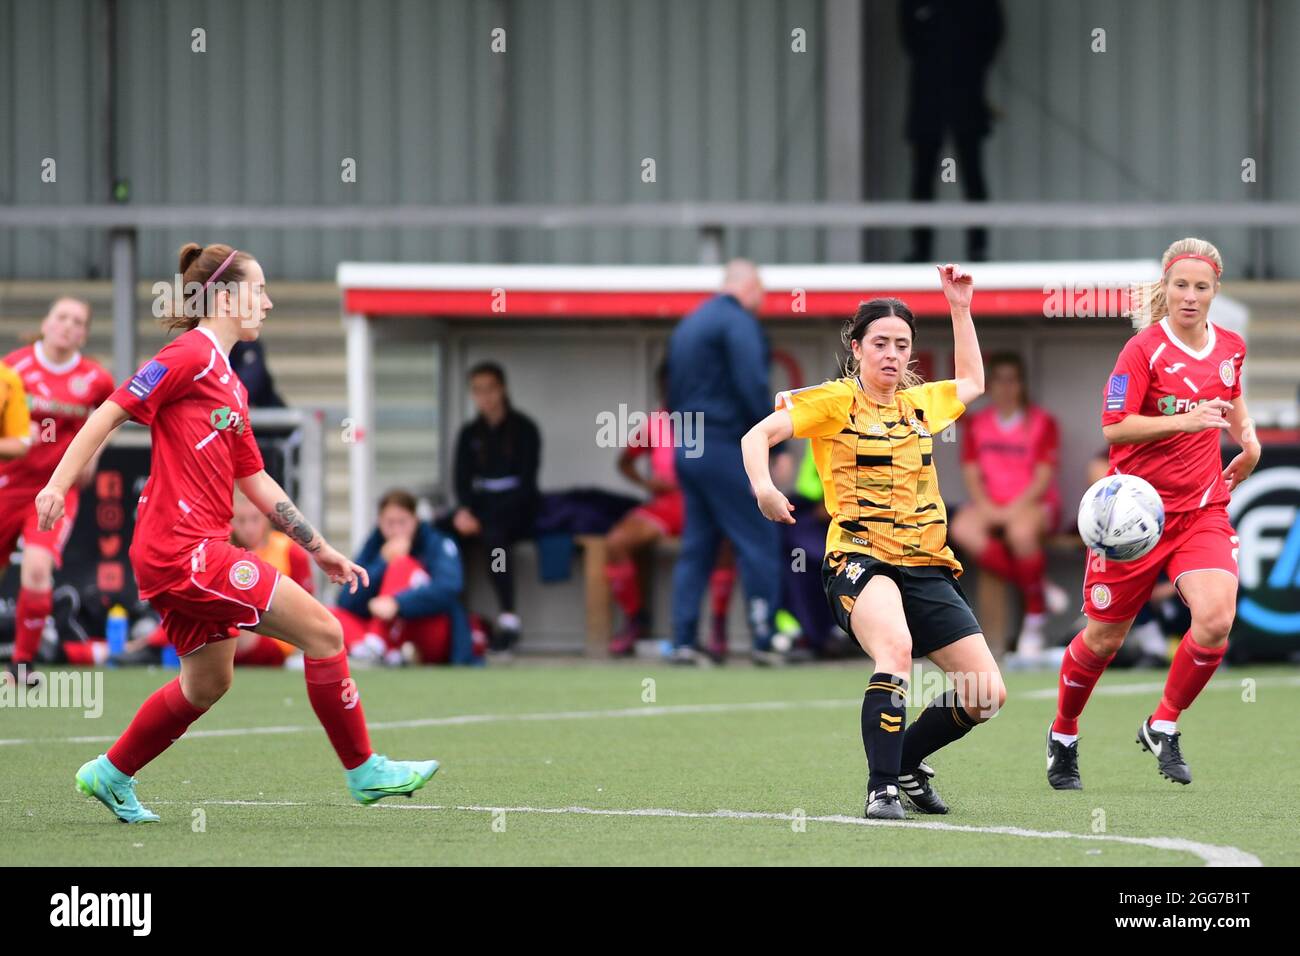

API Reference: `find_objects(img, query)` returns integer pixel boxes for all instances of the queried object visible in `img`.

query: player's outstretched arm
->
[236,469,370,593]
[34,399,131,531]
[938,264,984,406]
[742,409,796,524]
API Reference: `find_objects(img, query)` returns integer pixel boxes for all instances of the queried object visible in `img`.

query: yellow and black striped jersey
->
[0,361,31,443]
[776,377,966,573]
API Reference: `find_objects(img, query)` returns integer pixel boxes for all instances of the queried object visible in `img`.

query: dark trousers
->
[782,499,834,648]
[908,131,989,261]
[671,440,780,649]
[438,494,535,616]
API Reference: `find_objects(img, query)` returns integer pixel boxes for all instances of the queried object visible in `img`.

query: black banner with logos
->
[0,436,288,644]
[1223,438,1300,662]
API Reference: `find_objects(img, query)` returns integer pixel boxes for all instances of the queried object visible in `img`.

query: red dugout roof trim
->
[343,287,1131,318]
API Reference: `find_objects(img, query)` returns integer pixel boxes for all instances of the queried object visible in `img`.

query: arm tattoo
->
[268,500,322,553]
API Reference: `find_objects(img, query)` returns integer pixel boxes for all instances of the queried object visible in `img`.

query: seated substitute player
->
[742,265,1005,820]
[1047,237,1259,789]
[35,242,439,823]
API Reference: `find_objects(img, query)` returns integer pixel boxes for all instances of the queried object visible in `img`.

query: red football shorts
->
[144,539,282,657]
[0,487,79,568]
[1082,505,1238,623]
[631,491,685,537]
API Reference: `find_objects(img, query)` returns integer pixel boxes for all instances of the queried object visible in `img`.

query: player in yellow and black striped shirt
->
[742,265,1006,820]
[0,361,32,460]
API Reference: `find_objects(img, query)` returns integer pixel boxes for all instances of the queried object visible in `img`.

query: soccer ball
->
[1076,474,1165,562]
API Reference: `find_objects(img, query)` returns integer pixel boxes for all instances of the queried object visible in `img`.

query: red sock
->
[64,640,105,666]
[709,567,736,619]
[1052,631,1115,735]
[12,587,53,664]
[1152,632,1227,724]
[1013,551,1047,614]
[106,678,207,776]
[977,539,1017,582]
[304,650,372,770]
[604,560,642,619]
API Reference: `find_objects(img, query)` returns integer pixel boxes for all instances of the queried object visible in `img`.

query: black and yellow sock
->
[900,689,977,770]
[862,672,909,793]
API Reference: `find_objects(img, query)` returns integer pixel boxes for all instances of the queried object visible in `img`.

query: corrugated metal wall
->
[865,0,1297,273]
[2,0,1297,279]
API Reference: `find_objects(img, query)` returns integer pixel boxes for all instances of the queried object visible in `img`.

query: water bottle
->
[161,643,180,668]
[105,605,128,667]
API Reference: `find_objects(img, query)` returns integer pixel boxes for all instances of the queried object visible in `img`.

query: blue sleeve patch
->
[1105,373,1129,411]
[127,360,168,400]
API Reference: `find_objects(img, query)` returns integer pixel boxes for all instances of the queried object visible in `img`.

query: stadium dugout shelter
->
[336,262,1248,654]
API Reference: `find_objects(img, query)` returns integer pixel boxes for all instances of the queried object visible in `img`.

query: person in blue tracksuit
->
[666,259,783,664]
[338,489,478,665]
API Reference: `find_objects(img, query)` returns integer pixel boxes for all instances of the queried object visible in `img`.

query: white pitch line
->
[0,698,853,747]
[4,674,1297,748]
[150,799,1262,867]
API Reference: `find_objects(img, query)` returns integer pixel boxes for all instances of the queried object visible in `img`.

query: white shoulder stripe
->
[193,348,218,381]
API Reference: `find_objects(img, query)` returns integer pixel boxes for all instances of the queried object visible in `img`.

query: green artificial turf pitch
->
[1,663,1293,866]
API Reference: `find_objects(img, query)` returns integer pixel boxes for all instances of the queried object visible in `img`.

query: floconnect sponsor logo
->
[49,886,151,936]
[209,405,246,434]
[25,395,92,418]
[1157,395,1208,415]
[127,360,168,400]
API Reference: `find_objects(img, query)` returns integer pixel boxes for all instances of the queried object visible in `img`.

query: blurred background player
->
[1048,237,1259,791]
[441,361,540,652]
[229,490,314,667]
[743,266,1006,820]
[666,259,783,665]
[949,351,1067,662]
[1,297,114,686]
[37,243,438,822]
[603,361,736,659]
[338,488,476,666]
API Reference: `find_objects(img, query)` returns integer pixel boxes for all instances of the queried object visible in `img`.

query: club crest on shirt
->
[1090,584,1112,609]
[228,560,260,590]
[1218,359,1235,387]
[909,417,930,438]
[844,561,865,584]
[69,373,92,397]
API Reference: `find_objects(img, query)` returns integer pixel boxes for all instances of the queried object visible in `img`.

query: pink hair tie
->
[201,249,240,290]
[1163,253,1221,277]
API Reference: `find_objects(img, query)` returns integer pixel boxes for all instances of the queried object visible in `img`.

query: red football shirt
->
[1100,318,1246,514]
[110,327,265,596]
[0,343,115,495]
[960,404,1061,510]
